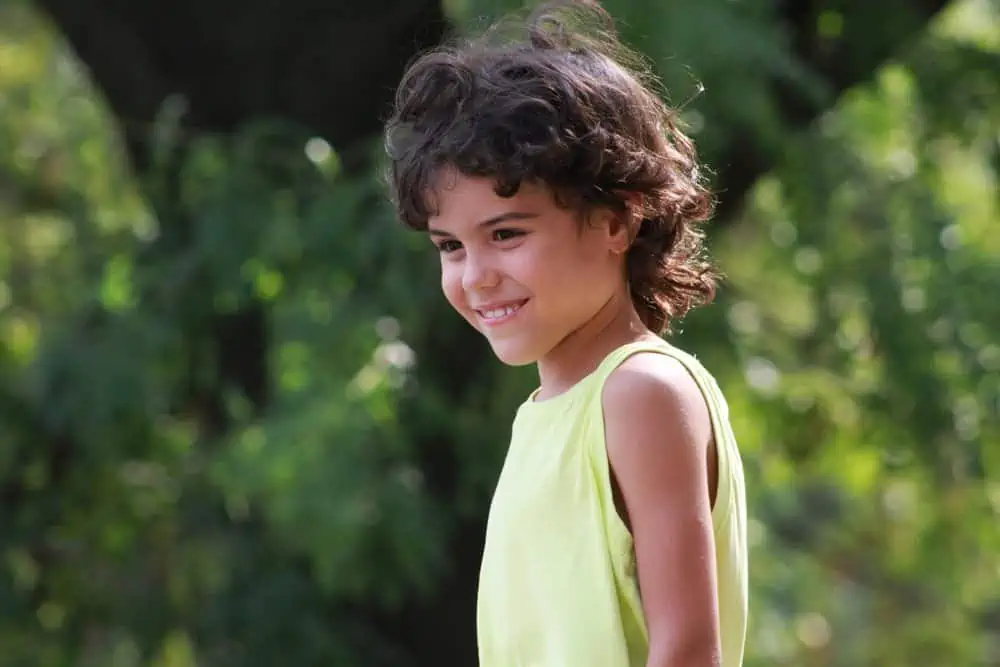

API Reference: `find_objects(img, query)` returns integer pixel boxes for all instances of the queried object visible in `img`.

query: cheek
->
[540,241,603,284]
[440,263,467,310]
[542,243,618,303]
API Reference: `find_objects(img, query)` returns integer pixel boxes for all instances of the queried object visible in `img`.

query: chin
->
[487,340,541,367]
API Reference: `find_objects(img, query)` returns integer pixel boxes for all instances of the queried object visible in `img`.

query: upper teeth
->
[483,304,520,319]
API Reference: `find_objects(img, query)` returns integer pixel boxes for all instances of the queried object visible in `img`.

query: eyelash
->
[436,228,525,254]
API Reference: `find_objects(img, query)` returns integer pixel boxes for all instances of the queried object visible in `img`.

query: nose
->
[462,250,500,292]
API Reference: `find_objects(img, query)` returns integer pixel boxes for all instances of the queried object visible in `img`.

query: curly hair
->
[383,0,718,333]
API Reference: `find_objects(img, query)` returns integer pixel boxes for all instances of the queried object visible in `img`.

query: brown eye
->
[436,239,462,253]
[493,228,524,242]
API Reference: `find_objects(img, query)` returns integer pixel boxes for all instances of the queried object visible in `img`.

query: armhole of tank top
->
[692,366,737,531]
[655,346,737,529]
[586,343,663,555]
[588,342,736,540]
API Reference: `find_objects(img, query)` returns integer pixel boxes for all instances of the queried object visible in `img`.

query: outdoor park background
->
[0,0,997,665]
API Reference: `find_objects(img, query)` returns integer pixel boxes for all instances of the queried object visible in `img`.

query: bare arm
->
[603,353,722,667]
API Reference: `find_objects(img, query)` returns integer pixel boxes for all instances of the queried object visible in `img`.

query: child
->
[384,2,747,666]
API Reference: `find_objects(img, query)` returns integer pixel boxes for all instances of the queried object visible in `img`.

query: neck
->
[535,289,656,400]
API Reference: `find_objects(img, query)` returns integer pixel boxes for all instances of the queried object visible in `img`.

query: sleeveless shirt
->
[476,339,748,667]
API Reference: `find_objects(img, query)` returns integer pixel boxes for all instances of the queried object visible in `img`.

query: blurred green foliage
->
[0,0,998,665]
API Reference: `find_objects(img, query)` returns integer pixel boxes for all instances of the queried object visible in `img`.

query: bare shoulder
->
[600,349,716,509]
[601,351,712,447]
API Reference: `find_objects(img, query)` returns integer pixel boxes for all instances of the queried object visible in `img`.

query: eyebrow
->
[427,211,538,236]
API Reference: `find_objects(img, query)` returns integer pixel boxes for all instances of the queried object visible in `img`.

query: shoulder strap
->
[586,339,671,388]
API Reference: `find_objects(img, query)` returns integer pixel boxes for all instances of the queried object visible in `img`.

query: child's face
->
[427,171,629,366]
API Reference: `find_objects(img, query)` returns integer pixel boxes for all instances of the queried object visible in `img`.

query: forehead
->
[427,170,554,223]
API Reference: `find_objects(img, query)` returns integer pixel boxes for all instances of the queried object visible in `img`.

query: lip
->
[473,299,528,327]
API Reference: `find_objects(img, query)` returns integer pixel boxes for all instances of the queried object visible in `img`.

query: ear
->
[607,193,642,255]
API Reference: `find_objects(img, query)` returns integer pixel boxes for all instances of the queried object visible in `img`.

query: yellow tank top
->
[476,339,748,667]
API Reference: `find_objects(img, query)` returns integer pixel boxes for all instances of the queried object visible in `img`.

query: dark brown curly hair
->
[384,0,718,333]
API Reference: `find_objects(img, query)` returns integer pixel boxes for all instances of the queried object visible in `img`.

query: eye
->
[492,228,524,242]
[435,238,462,254]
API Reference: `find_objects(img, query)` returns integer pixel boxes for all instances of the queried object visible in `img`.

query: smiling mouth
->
[475,299,528,325]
